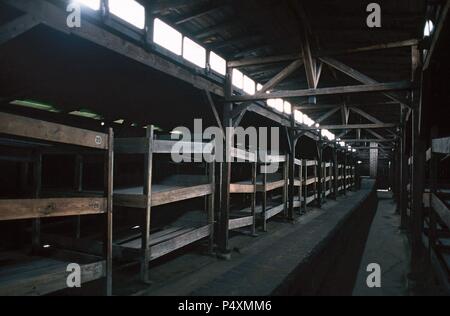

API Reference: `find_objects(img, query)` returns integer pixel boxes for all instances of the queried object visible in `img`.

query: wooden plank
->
[227,81,412,102]
[259,59,304,93]
[265,204,285,219]
[432,194,450,229]
[257,180,285,192]
[0,112,108,149]
[0,260,105,296]
[229,216,254,230]
[150,225,212,261]
[0,198,107,221]
[114,184,214,208]
[230,147,257,162]
[230,183,254,194]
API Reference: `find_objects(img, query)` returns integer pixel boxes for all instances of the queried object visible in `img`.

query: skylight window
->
[303,115,315,127]
[154,18,182,55]
[70,109,103,120]
[267,99,277,108]
[210,52,226,75]
[294,110,304,124]
[424,20,434,37]
[109,0,145,29]
[232,69,244,89]
[243,76,256,95]
[284,101,292,115]
[183,37,206,68]
[77,0,100,10]
[273,99,284,112]
[256,83,263,92]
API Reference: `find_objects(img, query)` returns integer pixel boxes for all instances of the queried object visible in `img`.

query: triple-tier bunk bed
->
[0,112,113,296]
[112,126,215,282]
[303,160,319,211]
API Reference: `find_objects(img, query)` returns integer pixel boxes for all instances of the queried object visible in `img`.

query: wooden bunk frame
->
[228,147,257,235]
[258,153,288,232]
[292,158,304,213]
[303,160,319,210]
[112,126,215,282]
[423,137,450,289]
[0,112,113,296]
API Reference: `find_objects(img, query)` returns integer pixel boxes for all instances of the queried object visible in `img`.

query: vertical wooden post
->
[219,66,233,257]
[317,139,322,207]
[343,152,347,196]
[74,154,83,239]
[303,160,308,212]
[262,160,268,232]
[299,159,302,212]
[284,154,290,219]
[141,126,154,283]
[288,133,297,221]
[31,150,42,253]
[105,128,114,296]
[400,124,408,230]
[333,147,338,199]
[251,161,257,236]
[208,161,216,254]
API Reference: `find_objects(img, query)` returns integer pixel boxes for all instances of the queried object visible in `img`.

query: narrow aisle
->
[353,192,410,296]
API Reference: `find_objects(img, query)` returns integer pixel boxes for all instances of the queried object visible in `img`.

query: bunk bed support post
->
[303,159,308,213]
[218,66,233,258]
[343,152,347,196]
[74,154,83,239]
[317,138,323,208]
[105,128,114,296]
[400,125,408,230]
[31,150,42,254]
[262,160,268,232]
[251,162,257,236]
[141,126,154,283]
[298,160,302,213]
[208,161,216,254]
[286,152,292,221]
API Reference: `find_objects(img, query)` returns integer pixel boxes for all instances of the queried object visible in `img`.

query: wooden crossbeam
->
[227,81,412,102]
[228,39,419,68]
[315,124,397,130]
[259,59,304,93]
[319,56,410,106]
[0,14,40,46]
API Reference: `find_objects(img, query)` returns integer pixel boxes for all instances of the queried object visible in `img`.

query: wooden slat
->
[230,147,257,162]
[265,204,285,219]
[432,194,450,229]
[150,225,212,261]
[0,198,106,221]
[0,112,108,149]
[257,180,285,192]
[229,216,254,230]
[0,260,105,296]
[114,184,214,208]
[230,183,254,194]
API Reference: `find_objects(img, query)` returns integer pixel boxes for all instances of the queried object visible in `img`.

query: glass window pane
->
[109,0,146,29]
[210,52,226,75]
[183,37,206,68]
[153,18,183,55]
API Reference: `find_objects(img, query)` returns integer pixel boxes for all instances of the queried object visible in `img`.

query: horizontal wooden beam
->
[228,53,303,68]
[5,0,224,96]
[228,39,419,68]
[0,13,40,46]
[339,139,396,143]
[317,124,398,130]
[0,112,109,149]
[295,101,399,111]
[227,81,412,102]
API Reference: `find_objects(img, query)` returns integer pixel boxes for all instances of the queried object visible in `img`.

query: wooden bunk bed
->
[423,137,450,290]
[321,162,334,199]
[291,158,304,213]
[303,160,319,210]
[228,147,257,235]
[0,112,113,296]
[257,154,288,232]
[112,126,215,283]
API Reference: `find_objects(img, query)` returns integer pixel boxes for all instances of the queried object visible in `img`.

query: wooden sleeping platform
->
[0,112,113,296]
[114,126,215,283]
